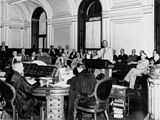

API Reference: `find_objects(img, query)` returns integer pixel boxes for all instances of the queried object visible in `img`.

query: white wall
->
[52,21,72,48]
[0,0,155,56]
[102,0,154,57]
[0,2,31,48]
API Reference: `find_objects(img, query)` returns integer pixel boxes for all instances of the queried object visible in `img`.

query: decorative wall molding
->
[102,11,110,19]
[52,15,77,27]
[143,5,153,14]
[0,19,31,29]
[110,0,143,10]
[102,4,153,19]
[53,12,72,19]
[111,16,142,25]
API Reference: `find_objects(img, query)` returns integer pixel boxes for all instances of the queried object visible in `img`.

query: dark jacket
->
[117,54,128,63]
[67,69,97,120]
[10,71,40,118]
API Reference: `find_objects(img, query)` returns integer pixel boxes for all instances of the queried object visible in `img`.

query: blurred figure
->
[149,50,158,64]
[71,52,83,69]
[0,41,8,52]
[137,50,145,61]
[117,48,128,63]
[36,48,49,57]
[64,45,72,58]
[93,40,113,62]
[0,41,9,71]
[56,45,63,57]
[5,62,44,119]
[69,49,77,60]
[67,62,97,120]
[48,45,57,64]
[93,40,113,77]
[91,50,97,59]
[127,49,138,64]
[18,48,29,62]
[55,53,68,68]
[79,49,85,59]
[30,51,37,61]
[123,51,149,89]
[113,49,118,63]
[85,50,92,59]
[8,51,18,65]
[150,52,160,68]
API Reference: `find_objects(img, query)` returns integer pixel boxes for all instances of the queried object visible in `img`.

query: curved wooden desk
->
[32,85,70,120]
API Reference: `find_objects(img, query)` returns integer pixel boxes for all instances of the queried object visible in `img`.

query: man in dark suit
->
[0,41,8,52]
[0,41,9,71]
[5,62,44,119]
[127,49,138,63]
[117,48,128,63]
[67,63,97,120]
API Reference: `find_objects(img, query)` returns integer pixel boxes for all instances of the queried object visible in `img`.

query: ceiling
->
[2,0,78,16]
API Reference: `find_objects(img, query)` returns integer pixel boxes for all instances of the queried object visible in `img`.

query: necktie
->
[102,48,106,59]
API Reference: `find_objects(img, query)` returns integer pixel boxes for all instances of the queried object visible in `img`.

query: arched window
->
[32,7,47,49]
[78,0,102,51]
[155,1,160,52]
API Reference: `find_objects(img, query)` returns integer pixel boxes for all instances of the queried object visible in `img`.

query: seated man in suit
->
[67,62,97,120]
[117,48,128,63]
[149,53,160,74]
[36,48,49,57]
[127,49,138,64]
[18,48,29,62]
[5,62,45,119]
[0,41,9,71]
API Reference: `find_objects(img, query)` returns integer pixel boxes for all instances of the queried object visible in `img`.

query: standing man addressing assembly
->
[93,40,113,77]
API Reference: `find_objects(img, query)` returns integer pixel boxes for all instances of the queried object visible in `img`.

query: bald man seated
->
[5,62,45,119]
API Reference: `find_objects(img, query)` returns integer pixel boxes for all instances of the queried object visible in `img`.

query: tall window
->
[78,0,102,51]
[155,1,160,52]
[32,7,47,49]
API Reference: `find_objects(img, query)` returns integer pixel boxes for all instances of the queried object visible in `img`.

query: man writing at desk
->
[93,40,113,77]
[5,62,45,119]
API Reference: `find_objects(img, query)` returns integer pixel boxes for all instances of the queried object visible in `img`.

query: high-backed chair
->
[74,77,112,120]
[0,80,16,120]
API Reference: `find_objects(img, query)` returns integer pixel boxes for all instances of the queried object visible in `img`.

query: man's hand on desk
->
[26,77,37,85]
[39,79,47,87]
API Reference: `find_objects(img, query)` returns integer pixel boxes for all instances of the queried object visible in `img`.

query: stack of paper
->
[112,99,124,118]
[50,82,70,88]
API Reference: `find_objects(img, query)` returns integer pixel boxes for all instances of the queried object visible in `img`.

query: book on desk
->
[23,63,58,83]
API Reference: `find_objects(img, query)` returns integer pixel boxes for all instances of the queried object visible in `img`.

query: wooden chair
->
[0,80,16,120]
[74,77,113,120]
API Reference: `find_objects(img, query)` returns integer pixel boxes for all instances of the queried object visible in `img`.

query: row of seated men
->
[113,49,159,75]
[0,45,97,72]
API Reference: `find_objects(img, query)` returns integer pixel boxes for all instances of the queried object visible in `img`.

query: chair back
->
[94,77,112,102]
[0,80,16,104]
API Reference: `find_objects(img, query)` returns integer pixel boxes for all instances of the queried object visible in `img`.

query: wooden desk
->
[32,85,70,120]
